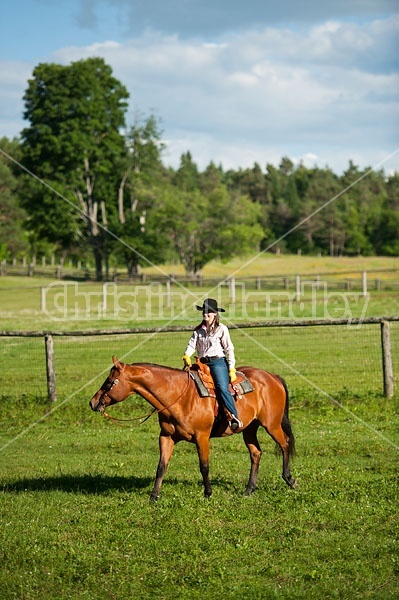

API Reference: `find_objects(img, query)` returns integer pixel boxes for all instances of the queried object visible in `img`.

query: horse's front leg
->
[150,434,175,501]
[195,433,212,498]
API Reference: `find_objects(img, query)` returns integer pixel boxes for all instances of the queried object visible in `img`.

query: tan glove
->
[182,354,192,369]
[229,368,237,383]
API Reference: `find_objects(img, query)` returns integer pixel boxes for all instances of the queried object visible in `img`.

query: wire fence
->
[1,318,397,403]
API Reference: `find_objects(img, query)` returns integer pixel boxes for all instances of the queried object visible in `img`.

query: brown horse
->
[89,356,297,500]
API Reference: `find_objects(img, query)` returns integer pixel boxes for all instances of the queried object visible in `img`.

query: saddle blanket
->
[190,370,254,399]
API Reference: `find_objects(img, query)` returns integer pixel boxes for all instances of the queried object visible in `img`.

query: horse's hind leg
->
[268,423,297,489]
[243,421,262,495]
[150,434,175,501]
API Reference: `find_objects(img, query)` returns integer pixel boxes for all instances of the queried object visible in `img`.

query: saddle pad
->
[190,371,254,398]
[190,371,215,397]
[235,373,255,394]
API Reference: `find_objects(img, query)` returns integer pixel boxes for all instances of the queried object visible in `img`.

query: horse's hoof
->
[149,494,159,502]
[244,487,255,496]
[283,475,298,489]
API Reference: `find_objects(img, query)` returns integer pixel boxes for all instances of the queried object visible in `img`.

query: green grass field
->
[1,393,398,599]
[0,256,398,599]
[1,253,398,331]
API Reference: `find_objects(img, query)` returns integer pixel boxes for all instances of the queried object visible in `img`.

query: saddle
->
[189,357,254,401]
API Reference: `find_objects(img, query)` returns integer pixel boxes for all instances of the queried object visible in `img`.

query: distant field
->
[2,253,399,282]
[145,253,399,279]
[1,253,398,400]
[0,254,398,332]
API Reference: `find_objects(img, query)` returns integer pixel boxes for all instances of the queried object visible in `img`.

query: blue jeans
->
[208,358,238,418]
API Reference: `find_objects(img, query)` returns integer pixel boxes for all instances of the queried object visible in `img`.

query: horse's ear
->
[112,356,124,370]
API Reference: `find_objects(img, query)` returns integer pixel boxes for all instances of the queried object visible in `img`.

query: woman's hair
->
[205,312,220,334]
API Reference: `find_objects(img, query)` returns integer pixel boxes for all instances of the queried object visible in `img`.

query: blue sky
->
[1,0,398,173]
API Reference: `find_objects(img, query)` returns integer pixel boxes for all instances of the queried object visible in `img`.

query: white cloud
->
[0,61,31,138]
[77,0,398,37]
[1,16,398,173]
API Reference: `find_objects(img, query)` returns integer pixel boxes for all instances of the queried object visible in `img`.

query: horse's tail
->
[275,375,295,457]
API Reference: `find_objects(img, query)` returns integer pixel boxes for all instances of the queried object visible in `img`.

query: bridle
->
[96,371,120,415]
[98,369,193,426]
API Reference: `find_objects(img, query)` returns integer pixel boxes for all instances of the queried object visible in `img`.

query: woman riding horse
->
[89,354,297,500]
[182,298,243,431]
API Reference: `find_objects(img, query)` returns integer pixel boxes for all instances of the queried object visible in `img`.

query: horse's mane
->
[128,362,184,373]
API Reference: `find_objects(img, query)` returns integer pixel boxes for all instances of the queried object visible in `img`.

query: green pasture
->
[0,259,398,599]
[0,254,398,332]
[0,377,398,599]
[0,277,398,333]
[1,322,398,401]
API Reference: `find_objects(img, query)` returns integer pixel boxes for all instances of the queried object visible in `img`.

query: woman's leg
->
[209,358,239,419]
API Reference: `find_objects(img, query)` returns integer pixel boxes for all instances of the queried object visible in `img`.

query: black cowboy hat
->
[196,298,225,313]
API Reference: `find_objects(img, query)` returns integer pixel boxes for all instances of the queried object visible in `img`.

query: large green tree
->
[299,167,343,255]
[173,151,200,192]
[114,115,173,275]
[379,172,399,255]
[0,137,29,260]
[21,57,129,279]
[160,181,263,275]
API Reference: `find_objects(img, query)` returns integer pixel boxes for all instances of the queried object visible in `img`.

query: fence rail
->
[1,317,397,403]
[1,262,399,292]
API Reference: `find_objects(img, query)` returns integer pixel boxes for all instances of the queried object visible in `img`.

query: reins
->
[102,407,157,427]
[102,370,192,427]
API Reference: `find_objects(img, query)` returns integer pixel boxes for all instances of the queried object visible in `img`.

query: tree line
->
[0,57,398,280]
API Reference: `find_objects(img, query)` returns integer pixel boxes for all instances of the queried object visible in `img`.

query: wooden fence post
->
[44,334,57,402]
[41,287,46,312]
[295,275,301,302]
[362,271,367,297]
[165,279,171,308]
[229,277,236,303]
[102,283,107,313]
[380,320,394,398]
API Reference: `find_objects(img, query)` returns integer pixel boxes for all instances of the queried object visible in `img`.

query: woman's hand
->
[182,355,192,369]
[229,368,237,382]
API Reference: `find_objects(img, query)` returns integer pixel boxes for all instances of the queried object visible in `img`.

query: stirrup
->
[229,417,243,431]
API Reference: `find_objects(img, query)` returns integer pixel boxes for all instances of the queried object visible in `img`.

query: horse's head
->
[89,356,130,413]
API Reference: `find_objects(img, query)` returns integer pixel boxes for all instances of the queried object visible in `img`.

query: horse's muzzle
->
[89,395,104,413]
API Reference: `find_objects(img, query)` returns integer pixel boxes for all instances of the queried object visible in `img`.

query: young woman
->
[182,298,243,431]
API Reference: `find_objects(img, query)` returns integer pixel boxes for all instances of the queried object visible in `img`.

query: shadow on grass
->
[1,473,153,494]
[2,474,238,495]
